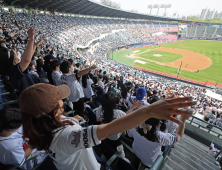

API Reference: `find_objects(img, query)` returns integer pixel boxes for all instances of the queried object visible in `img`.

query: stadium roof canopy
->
[5,0,221,25]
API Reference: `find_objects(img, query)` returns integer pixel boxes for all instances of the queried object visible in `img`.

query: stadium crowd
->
[0,9,221,170]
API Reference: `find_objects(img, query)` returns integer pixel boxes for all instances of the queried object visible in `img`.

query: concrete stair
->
[161,134,221,170]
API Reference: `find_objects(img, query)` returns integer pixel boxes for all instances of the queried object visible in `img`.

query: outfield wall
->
[179,37,222,41]
[107,40,178,58]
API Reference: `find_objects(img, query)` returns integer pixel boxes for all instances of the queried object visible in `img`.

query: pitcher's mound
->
[153,54,162,57]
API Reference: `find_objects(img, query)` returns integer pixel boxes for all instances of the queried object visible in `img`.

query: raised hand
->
[131,101,142,110]
[27,27,35,41]
[38,38,43,45]
[145,97,195,124]
[91,65,97,69]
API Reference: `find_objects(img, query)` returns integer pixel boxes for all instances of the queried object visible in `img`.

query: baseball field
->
[109,40,222,85]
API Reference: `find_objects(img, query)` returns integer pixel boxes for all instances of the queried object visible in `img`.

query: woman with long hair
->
[81,73,94,99]
[127,112,192,168]
[96,91,141,149]
[19,83,195,170]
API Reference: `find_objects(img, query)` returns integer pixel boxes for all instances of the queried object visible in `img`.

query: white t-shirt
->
[47,124,101,170]
[205,112,213,119]
[0,127,47,170]
[128,128,180,167]
[96,106,126,140]
[127,96,150,109]
[61,73,84,102]
[52,70,62,86]
[216,118,222,123]
[82,78,94,99]
[205,106,212,113]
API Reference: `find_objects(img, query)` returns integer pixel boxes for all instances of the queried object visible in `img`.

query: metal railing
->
[187,116,222,138]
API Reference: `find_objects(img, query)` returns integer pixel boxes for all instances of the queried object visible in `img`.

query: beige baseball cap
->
[19,83,70,116]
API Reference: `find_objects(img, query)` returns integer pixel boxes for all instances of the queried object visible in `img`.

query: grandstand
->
[0,0,222,170]
[186,25,222,39]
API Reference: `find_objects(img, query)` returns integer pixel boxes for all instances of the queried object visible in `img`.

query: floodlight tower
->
[148,4,153,14]
[154,4,160,15]
[164,4,172,16]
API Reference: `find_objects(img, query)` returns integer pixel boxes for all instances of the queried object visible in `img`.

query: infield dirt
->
[128,47,212,71]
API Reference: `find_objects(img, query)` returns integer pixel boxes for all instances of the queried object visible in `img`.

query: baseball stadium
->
[0,0,222,170]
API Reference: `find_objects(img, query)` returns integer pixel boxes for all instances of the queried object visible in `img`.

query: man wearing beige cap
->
[19,83,195,170]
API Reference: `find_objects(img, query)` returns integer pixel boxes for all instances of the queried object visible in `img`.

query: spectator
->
[98,74,105,89]
[0,28,40,95]
[128,87,149,109]
[43,55,55,85]
[36,58,49,83]
[97,70,103,78]
[116,95,128,112]
[0,108,47,169]
[68,58,75,67]
[127,112,192,168]
[28,61,39,82]
[120,81,128,105]
[75,63,81,71]
[51,60,62,86]
[116,76,121,89]
[103,71,109,84]
[19,83,194,170]
[81,73,94,100]
[96,91,141,150]
[110,83,118,94]
[60,61,96,116]
[91,76,104,104]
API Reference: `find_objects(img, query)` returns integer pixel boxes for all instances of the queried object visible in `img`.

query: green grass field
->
[109,40,222,84]
[139,50,183,63]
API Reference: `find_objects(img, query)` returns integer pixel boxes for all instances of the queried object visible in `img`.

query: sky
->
[94,0,222,17]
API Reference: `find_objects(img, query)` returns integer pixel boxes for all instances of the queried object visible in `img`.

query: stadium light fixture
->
[164,4,172,16]
[161,4,166,8]
[153,4,159,8]
[153,4,160,15]
[148,4,171,16]
[147,4,153,14]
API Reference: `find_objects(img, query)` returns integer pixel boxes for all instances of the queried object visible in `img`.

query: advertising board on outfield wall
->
[179,37,222,41]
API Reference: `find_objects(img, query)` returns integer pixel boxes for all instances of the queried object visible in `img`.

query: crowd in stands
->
[0,9,221,170]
